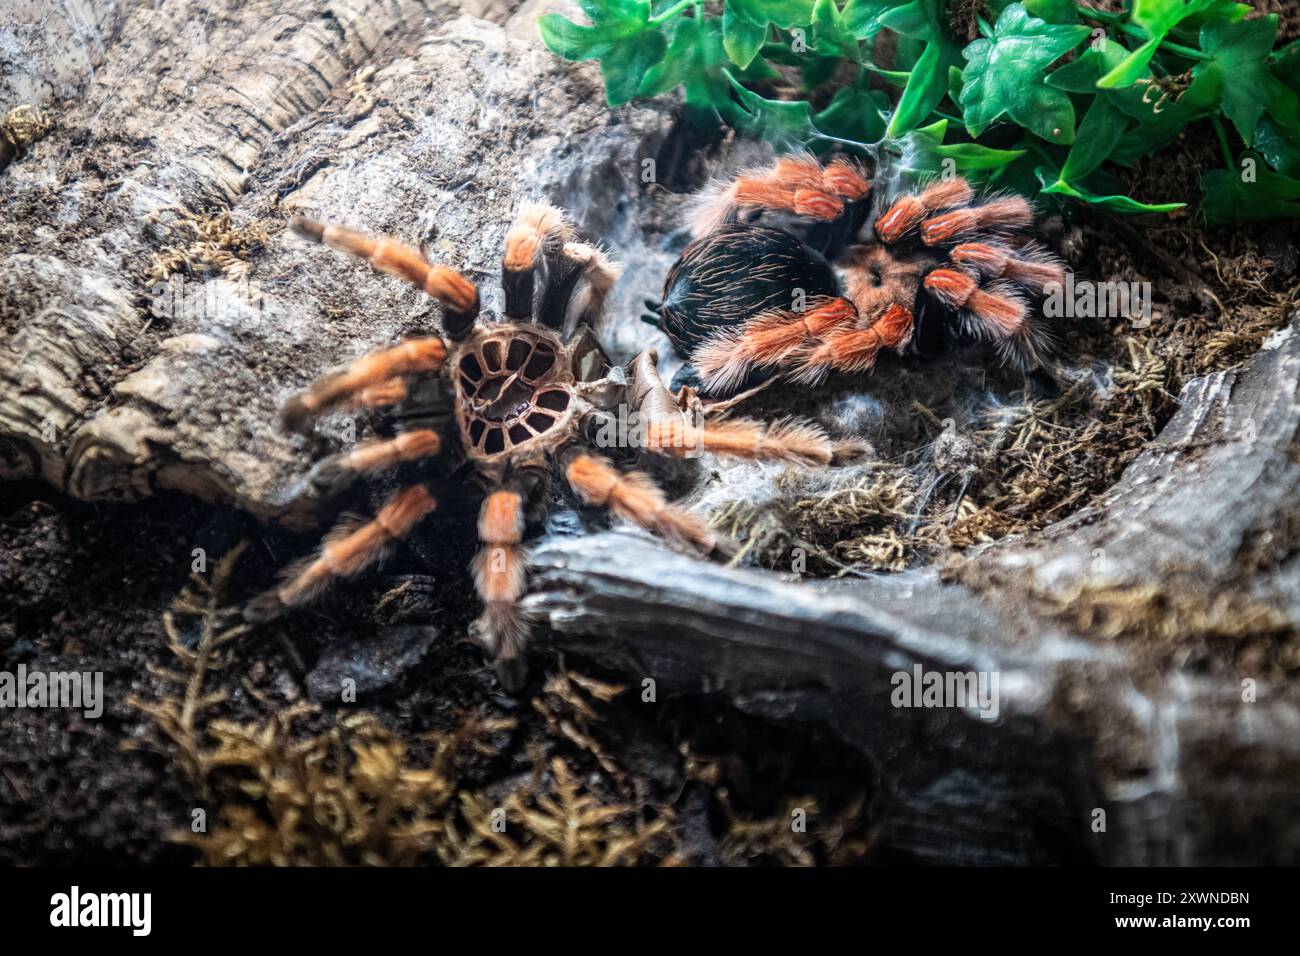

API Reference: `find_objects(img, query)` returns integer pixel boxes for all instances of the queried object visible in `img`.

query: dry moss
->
[142,208,269,286]
[130,548,872,865]
[714,464,922,574]
[1035,578,1299,679]
[1,105,52,154]
[683,751,873,866]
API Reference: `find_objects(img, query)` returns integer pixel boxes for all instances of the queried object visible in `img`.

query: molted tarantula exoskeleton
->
[245,202,861,689]
[643,154,1066,396]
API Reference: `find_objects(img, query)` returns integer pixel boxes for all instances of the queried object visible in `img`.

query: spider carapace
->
[245,201,856,689]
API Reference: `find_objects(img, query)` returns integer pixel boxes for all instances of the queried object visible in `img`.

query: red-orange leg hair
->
[357,378,409,408]
[924,268,1027,338]
[791,303,915,384]
[640,416,847,467]
[244,485,437,622]
[307,429,441,490]
[949,243,1065,293]
[565,454,722,555]
[502,202,573,319]
[874,178,975,243]
[689,155,872,237]
[470,489,529,687]
[564,241,623,329]
[692,296,859,394]
[918,197,1033,246]
[290,216,480,337]
[281,337,446,431]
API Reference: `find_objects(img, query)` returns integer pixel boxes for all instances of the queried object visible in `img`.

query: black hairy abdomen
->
[657,223,840,357]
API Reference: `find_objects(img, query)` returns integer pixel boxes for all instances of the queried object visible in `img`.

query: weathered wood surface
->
[0,0,674,525]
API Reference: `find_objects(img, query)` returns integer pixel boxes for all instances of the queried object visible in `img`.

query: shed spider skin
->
[245,202,854,689]
[643,155,1065,396]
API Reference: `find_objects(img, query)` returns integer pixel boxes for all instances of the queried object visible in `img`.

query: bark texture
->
[1,0,671,525]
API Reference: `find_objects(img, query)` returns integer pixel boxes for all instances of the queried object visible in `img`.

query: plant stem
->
[1077,5,1211,62]
[1211,115,1234,169]
[650,0,694,25]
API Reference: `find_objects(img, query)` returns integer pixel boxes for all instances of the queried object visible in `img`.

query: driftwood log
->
[3,1,1298,865]
[528,317,1300,865]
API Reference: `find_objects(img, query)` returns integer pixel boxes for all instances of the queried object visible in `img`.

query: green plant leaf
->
[728,0,817,30]
[1096,37,1162,90]
[812,0,859,57]
[538,1,667,106]
[1022,0,1080,24]
[1254,116,1300,178]
[880,0,963,137]
[723,2,768,67]
[1108,67,1222,164]
[538,14,623,61]
[959,3,1090,143]
[1096,0,1240,89]
[1272,40,1300,95]
[605,29,669,105]
[842,0,902,38]
[723,69,818,143]
[1041,174,1185,214]
[1047,36,1129,92]
[1194,14,1300,146]
[1130,0,1235,35]
[1201,154,1300,222]
[1059,94,1128,181]
[641,12,731,109]
[898,118,1027,182]
[813,81,889,143]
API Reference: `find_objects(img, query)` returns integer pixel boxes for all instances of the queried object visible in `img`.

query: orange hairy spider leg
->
[950,243,1065,294]
[471,489,529,687]
[687,156,868,237]
[875,178,974,243]
[923,268,979,308]
[924,269,1025,336]
[692,297,858,393]
[281,337,446,431]
[643,417,837,467]
[967,288,1027,335]
[290,216,479,336]
[1002,257,1066,292]
[357,378,408,408]
[564,454,722,555]
[310,430,442,488]
[502,202,572,319]
[920,197,1033,246]
[793,303,914,383]
[246,485,437,620]
[950,243,1010,277]
[823,157,872,201]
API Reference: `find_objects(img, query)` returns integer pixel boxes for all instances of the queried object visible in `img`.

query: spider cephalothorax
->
[245,202,858,688]
[644,154,1065,396]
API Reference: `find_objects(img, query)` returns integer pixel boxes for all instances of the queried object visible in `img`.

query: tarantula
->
[245,202,857,688]
[644,154,1065,396]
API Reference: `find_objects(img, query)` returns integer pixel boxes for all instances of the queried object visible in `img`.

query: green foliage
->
[539,0,1300,222]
